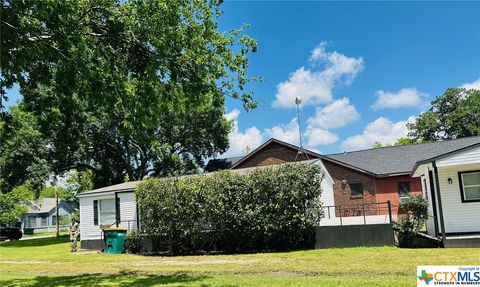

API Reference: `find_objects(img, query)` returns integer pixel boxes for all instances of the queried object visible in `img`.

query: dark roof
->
[204,156,243,172]
[325,136,480,176]
[230,138,321,169]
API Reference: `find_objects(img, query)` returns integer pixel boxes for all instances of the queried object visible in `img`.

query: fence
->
[319,201,393,226]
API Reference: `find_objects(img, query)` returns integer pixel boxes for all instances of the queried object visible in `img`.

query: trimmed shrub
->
[124,230,142,254]
[136,163,324,254]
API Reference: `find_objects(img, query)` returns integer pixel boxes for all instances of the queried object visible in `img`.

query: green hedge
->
[136,163,324,254]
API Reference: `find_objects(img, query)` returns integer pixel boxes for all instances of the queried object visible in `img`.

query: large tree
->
[408,88,480,141]
[1,0,259,188]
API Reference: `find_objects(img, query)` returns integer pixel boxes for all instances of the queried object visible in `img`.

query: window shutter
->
[115,197,120,226]
[93,200,98,225]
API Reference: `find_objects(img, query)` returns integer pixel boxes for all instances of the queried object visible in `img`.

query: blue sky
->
[4,1,480,157]
[218,1,480,156]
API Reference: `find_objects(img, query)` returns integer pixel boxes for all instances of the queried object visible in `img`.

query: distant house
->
[21,198,76,233]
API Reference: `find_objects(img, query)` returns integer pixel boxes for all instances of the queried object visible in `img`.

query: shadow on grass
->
[0,235,69,248]
[2,272,215,287]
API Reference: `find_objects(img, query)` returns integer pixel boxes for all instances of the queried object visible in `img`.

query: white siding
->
[437,146,480,167]
[79,194,115,241]
[315,160,336,219]
[437,163,480,233]
[118,192,137,232]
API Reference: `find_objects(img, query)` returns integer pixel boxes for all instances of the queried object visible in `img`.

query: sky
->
[217,1,480,156]
[4,1,480,158]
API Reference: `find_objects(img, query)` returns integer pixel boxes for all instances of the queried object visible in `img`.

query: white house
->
[412,142,480,247]
[21,198,76,233]
[77,159,334,249]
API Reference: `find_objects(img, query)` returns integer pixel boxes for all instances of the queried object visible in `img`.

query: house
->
[78,136,480,249]
[77,158,333,249]
[21,198,76,233]
[412,140,480,247]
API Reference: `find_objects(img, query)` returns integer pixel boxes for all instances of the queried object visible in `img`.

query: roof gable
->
[230,138,321,169]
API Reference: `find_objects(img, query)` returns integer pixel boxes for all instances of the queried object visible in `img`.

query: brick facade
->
[375,175,422,216]
[322,160,377,216]
[232,141,317,169]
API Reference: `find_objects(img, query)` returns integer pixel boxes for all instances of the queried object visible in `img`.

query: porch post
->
[433,161,447,244]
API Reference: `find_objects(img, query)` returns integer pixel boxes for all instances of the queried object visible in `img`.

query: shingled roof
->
[204,156,243,172]
[325,136,480,177]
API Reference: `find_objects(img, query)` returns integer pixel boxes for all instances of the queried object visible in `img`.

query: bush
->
[136,163,324,254]
[124,230,142,254]
[396,195,429,247]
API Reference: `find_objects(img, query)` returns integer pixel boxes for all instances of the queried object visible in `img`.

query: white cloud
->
[264,117,300,146]
[460,78,480,90]
[307,97,360,129]
[305,126,339,147]
[273,42,364,108]
[341,116,416,151]
[223,109,263,156]
[371,88,428,110]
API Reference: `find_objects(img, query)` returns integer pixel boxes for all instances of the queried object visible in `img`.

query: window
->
[41,216,47,226]
[459,171,480,202]
[350,183,364,198]
[99,199,116,225]
[398,182,411,198]
[51,215,56,226]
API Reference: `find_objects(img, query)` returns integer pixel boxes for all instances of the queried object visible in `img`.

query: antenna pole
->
[295,97,308,161]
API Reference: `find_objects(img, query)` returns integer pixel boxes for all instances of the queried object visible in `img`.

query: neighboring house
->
[412,141,480,247]
[21,198,76,233]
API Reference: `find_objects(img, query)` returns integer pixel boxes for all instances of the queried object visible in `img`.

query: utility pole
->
[54,180,59,239]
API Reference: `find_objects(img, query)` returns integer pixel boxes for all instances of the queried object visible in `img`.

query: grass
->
[0,237,478,286]
[22,230,68,238]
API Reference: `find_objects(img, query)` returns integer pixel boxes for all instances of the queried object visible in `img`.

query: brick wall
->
[322,160,377,217]
[375,175,422,216]
[232,142,317,169]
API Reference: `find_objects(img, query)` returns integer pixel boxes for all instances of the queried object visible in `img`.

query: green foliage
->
[372,137,417,149]
[0,184,34,226]
[70,211,80,223]
[408,88,480,141]
[1,0,261,188]
[124,230,142,254]
[0,106,50,194]
[65,170,94,194]
[136,163,323,254]
[396,195,429,248]
[39,186,75,201]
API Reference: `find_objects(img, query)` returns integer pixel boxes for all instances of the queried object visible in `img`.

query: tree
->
[408,88,480,141]
[372,137,417,148]
[0,106,50,194]
[1,0,260,188]
[65,170,94,194]
[0,184,33,226]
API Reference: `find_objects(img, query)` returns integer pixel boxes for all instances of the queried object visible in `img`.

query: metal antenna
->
[295,96,308,161]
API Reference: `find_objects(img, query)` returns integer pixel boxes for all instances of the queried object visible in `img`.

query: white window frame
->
[459,171,480,202]
[99,199,116,225]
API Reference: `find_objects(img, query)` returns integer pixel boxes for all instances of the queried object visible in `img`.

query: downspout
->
[432,161,446,245]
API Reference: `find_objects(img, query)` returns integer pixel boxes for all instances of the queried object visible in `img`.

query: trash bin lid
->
[103,227,127,231]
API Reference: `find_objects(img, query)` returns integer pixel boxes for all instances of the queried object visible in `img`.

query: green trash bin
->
[103,227,127,254]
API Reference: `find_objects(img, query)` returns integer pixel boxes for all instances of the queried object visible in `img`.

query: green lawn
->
[0,237,478,286]
[22,230,68,238]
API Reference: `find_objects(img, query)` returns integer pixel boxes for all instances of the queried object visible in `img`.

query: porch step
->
[444,235,480,248]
